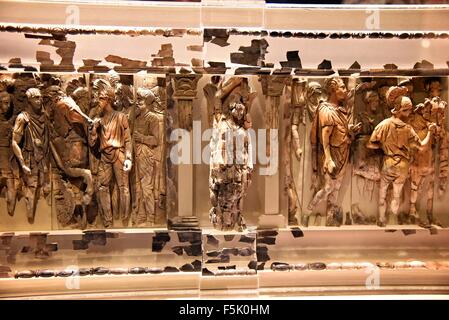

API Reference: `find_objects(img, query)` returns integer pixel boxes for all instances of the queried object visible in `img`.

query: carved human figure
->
[407,99,441,225]
[132,88,160,226]
[353,90,384,189]
[368,86,436,227]
[430,96,449,200]
[0,88,18,215]
[305,81,325,121]
[88,80,132,228]
[12,88,50,223]
[209,77,254,231]
[44,85,93,228]
[305,77,361,227]
[203,76,223,128]
[285,78,306,225]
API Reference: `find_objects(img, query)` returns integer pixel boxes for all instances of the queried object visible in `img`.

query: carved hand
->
[123,159,132,172]
[324,158,336,174]
[91,118,101,131]
[22,164,32,175]
[428,122,437,133]
[349,122,362,136]
[294,147,302,161]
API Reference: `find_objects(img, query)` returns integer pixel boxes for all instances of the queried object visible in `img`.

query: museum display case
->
[0,0,448,299]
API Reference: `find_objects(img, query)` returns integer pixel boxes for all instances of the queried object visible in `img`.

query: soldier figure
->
[368,86,436,227]
[0,87,18,216]
[12,88,50,223]
[89,80,132,228]
[305,77,361,227]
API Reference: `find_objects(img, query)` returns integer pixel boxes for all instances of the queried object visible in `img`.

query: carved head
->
[362,90,380,112]
[71,87,90,114]
[136,87,155,112]
[425,79,441,98]
[26,88,43,114]
[398,79,413,98]
[14,78,34,102]
[115,84,133,111]
[387,86,412,121]
[93,79,115,115]
[430,96,447,126]
[0,90,11,116]
[324,77,347,104]
[414,99,432,121]
[378,85,390,104]
[307,81,324,106]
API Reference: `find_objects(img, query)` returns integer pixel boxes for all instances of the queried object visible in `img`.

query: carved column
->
[171,73,202,223]
[258,74,289,229]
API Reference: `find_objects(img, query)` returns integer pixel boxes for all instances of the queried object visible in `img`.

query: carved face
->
[15,81,29,102]
[0,91,10,115]
[28,91,43,114]
[333,79,347,103]
[430,97,446,126]
[421,102,432,121]
[397,97,413,121]
[365,92,379,112]
[231,103,245,122]
[428,80,441,98]
[378,86,389,103]
[97,92,111,116]
[307,83,323,106]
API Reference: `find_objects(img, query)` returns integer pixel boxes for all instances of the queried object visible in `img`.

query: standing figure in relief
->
[209,77,254,232]
[305,77,361,227]
[285,78,307,225]
[133,88,160,226]
[88,80,133,228]
[11,88,50,223]
[353,89,384,196]
[0,86,18,216]
[368,86,436,227]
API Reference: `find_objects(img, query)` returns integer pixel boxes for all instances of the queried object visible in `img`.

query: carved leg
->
[5,177,17,216]
[326,176,343,227]
[113,157,130,224]
[111,182,120,220]
[22,172,39,224]
[378,176,390,227]
[410,171,423,221]
[426,176,439,226]
[97,161,113,228]
[391,179,406,220]
[138,161,156,226]
[305,173,333,226]
[287,186,299,225]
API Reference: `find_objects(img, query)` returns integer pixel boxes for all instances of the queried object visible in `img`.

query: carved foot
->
[289,216,299,225]
[300,214,310,227]
[428,214,443,228]
[325,215,341,227]
[377,219,386,228]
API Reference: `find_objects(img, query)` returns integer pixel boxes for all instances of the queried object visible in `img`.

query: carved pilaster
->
[171,73,202,131]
